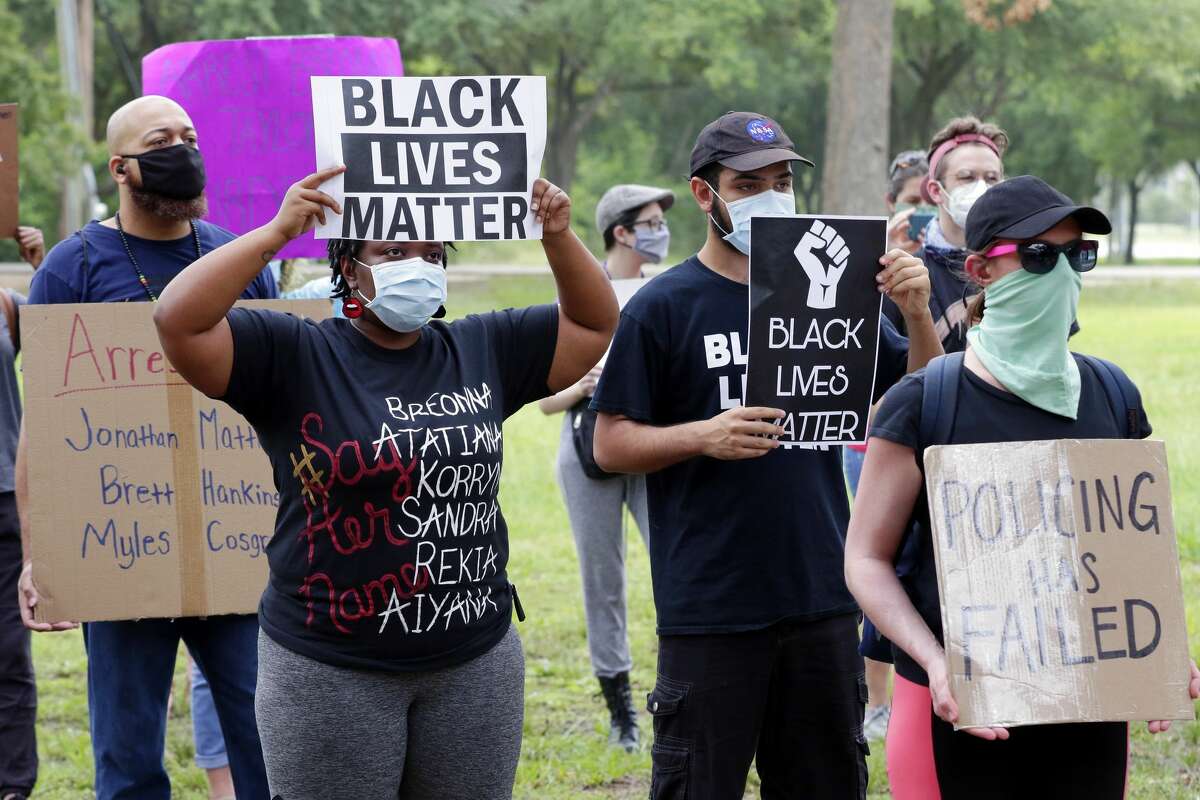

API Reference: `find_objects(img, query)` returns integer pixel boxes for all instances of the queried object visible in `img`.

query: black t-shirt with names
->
[869,361,1152,686]
[221,306,558,672]
[590,255,910,634]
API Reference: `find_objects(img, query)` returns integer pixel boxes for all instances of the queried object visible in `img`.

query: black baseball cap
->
[689,111,814,177]
[966,175,1112,252]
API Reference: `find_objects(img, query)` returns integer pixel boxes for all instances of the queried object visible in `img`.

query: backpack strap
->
[919,351,966,449]
[1075,353,1140,438]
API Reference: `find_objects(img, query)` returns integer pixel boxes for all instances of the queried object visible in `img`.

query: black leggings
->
[932,714,1128,798]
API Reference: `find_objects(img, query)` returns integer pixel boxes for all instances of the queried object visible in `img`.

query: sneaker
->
[863,704,891,741]
[597,672,640,752]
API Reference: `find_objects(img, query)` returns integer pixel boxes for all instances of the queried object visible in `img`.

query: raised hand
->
[531,178,572,235]
[268,166,346,242]
[795,219,849,310]
[877,249,932,320]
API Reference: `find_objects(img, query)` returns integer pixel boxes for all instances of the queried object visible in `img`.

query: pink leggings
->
[886,674,940,799]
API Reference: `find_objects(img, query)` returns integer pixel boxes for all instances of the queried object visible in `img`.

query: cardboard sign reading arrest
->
[23,301,329,622]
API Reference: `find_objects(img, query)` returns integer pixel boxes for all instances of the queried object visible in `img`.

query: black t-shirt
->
[590,255,910,634]
[869,360,1152,685]
[220,305,559,671]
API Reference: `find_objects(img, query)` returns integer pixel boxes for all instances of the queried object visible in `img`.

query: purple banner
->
[142,36,403,258]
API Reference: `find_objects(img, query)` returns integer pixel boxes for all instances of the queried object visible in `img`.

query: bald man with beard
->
[15,95,274,800]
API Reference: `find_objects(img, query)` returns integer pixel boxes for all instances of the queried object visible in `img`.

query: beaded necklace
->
[115,212,202,302]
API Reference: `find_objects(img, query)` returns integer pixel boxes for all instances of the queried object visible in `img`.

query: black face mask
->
[122,143,207,200]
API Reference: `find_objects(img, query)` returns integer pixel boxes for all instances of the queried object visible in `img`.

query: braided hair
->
[326,239,455,299]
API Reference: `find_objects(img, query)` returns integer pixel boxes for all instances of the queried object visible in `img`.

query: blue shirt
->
[591,255,911,634]
[30,219,278,304]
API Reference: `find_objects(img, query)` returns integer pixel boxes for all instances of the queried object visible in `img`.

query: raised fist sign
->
[795,219,849,309]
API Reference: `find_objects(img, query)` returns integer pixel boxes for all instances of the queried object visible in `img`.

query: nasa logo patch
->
[746,118,777,143]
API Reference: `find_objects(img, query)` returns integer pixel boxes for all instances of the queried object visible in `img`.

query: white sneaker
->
[863,704,891,741]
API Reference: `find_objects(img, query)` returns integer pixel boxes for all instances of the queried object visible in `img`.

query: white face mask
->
[706,183,797,255]
[355,256,447,333]
[940,179,989,229]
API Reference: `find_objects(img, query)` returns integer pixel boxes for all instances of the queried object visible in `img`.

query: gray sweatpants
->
[555,415,650,678]
[255,626,524,800]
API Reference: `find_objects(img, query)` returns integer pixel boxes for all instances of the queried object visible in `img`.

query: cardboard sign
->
[311,75,547,242]
[745,215,885,445]
[0,103,17,238]
[925,439,1194,728]
[142,37,403,259]
[23,300,330,622]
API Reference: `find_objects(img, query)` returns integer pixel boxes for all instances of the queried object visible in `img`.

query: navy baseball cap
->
[689,111,814,177]
[966,175,1112,252]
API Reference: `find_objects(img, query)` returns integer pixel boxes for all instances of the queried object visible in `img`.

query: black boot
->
[598,672,640,752]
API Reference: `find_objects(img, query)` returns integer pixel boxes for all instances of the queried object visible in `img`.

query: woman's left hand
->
[531,178,571,235]
[1147,659,1200,734]
[877,249,931,320]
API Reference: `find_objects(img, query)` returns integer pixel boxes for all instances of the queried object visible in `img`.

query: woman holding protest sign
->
[844,175,1200,798]
[152,164,618,799]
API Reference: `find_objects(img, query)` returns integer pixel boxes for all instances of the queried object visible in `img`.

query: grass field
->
[27,274,1200,799]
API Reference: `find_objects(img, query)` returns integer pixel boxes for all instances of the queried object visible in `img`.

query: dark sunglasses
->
[983,239,1099,274]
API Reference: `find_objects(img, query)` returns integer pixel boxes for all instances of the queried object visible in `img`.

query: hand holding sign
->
[269,166,347,241]
[926,653,1011,741]
[18,562,78,632]
[876,248,931,319]
[530,178,571,234]
[700,406,785,460]
[795,219,849,310]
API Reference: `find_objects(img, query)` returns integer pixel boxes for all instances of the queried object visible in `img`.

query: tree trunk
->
[1106,175,1122,261]
[1190,161,1200,255]
[1123,178,1141,265]
[821,0,895,214]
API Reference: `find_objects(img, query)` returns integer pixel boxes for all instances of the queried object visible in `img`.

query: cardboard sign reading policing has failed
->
[924,439,1194,728]
[23,301,329,622]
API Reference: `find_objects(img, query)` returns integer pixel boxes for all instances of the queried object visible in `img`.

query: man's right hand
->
[18,561,77,632]
[699,406,785,460]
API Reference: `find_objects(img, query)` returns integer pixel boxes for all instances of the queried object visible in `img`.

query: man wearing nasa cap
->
[591,111,941,796]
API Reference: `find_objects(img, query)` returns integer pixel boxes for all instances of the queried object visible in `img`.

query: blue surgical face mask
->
[631,223,670,264]
[706,182,797,255]
[356,256,447,333]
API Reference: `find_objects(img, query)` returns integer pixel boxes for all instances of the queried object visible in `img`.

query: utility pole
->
[56,0,101,237]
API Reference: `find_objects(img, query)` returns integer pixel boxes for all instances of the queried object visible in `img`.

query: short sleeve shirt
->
[220,306,558,671]
[870,360,1152,684]
[591,255,911,634]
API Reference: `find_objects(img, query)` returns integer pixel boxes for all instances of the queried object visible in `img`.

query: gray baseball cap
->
[595,184,676,235]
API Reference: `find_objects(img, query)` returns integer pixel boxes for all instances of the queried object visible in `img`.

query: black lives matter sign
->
[745,215,886,445]
[311,76,546,241]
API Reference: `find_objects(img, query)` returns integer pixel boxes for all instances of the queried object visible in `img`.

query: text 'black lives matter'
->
[745,215,886,445]
[311,75,548,243]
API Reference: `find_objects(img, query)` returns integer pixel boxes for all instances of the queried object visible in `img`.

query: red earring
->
[342,296,364,318]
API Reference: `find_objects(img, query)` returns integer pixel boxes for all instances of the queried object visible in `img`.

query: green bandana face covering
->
[966,253,1083,418]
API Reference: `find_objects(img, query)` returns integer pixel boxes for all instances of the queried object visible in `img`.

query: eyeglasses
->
[983,239,1099,274]
[629,218,667,232]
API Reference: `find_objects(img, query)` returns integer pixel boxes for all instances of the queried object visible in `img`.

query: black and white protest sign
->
[745,215,886,445]
[311,76,547,241]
